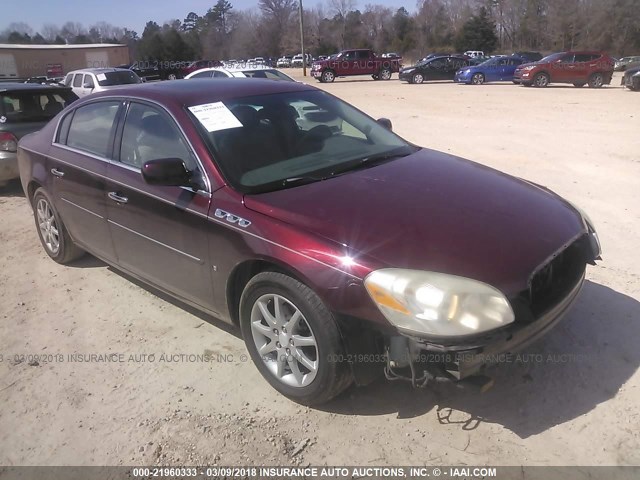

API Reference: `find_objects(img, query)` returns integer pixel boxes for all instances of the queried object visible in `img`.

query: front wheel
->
[533,73,550,87]
[320,70,335,83]
[412,73,424,84]
[588,73,604,88]
[32,188,84,264]
[472,73,485,85]
[239,272,352,405]
[574,82,585,88]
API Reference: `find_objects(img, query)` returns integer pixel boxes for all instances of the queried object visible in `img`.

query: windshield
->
[1,89,78,122]
[97,71,141,86]
[539,53,564,63]
[190,90,416,193]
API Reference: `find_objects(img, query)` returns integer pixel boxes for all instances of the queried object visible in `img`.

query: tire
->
[32,188,84,264]
[574,82,585,88]
[588,73,604,88]
[372,74,379,80]
[412,73,424,84]
[320,70,335,83]
[167,73,179,80]
[533,72,549,87]
[379,68,392,80]
[239,272,352,405]
[472,73,485,85]
[512,80,519,84]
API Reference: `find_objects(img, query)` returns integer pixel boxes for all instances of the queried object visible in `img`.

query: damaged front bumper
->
[385,270,585,388]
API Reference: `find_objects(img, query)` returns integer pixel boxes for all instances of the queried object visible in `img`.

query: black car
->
[514,51,543,62]
[621,64,640,90]
[399,55,470,84]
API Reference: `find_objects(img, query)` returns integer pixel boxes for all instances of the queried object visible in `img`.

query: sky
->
[2,0,416,36]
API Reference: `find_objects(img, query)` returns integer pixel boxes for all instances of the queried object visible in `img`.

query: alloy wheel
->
[36,198,60,255]
[250,294,318,388]
[534,73,549,87]
[472,73,485,85]
[413,73,424,84]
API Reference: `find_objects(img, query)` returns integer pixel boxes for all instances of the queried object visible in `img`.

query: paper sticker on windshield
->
[188,102,243,132]
[96,73,107,81]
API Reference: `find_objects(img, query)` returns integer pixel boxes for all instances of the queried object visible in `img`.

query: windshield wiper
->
[328,150,413,177]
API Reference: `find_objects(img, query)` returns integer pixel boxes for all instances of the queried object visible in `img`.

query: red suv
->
[513,51,614,88]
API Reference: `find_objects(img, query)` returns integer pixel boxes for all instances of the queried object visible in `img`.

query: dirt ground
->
[1,70,639,468]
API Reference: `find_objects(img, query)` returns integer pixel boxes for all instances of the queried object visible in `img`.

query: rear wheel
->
[32,188,84,264]
[379,68,392,80]
[412,73,424,84]
[239,272,352,405]
[573,82,585,88]
[320,70,335,83]
[588,73,604,88]
[472,73,485,85]
[533,72,549,87]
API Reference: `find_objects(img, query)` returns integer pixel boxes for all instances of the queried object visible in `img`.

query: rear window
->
[96,71,141,86]
[0,89,78,123]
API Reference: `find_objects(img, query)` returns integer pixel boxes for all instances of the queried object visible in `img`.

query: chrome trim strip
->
[60,197,104,219]
[107,219,201,263]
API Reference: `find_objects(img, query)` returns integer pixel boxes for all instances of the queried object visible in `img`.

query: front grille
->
[523,235,590,318]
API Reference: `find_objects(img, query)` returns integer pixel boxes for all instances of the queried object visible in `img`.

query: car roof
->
[66,68,130,74]
[89,78,315,107]
[0,82,70,92]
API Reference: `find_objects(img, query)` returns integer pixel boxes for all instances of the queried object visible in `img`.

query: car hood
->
[243,148,586,296]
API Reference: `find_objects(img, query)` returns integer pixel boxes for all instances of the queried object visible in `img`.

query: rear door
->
[49,99,122,261]
[104,100,215,309]
[570,54,592,82]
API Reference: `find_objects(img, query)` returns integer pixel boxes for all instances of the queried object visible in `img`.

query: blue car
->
[455,56,525,85]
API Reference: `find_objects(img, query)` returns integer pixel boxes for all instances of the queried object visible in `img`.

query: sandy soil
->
[0,70,639,468]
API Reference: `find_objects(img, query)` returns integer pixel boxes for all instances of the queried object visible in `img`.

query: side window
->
[430,60,444,69]
[212,71,228,78]
[63,74,72,86]
[343,51,356,61]
[192,71,213,78]
[559,54,575,63]
[83,74,95,88]
[119,102,197,171]
[66,101,120,157]
[56,111,74,144]
[356,50,369,60]
[510,58,523,66]
[72,74,83,87]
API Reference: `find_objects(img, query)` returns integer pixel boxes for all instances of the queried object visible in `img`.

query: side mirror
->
[142,158,193,187]
[376,117,393,131]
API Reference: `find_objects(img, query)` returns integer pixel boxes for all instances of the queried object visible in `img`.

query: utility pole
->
[299,0,306,76]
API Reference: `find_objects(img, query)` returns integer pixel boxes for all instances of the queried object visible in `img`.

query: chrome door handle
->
[51,168,65,177]
[107,192,128,204]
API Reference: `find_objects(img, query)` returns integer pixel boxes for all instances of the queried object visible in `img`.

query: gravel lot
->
[0,70,639,467]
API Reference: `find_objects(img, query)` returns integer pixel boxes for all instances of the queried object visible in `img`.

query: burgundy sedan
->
[17,79,601,404]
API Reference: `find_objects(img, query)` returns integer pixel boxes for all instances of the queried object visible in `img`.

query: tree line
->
[2,0,639,62]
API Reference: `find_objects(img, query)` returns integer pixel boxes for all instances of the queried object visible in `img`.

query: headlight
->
[402,68,415,74]
[522,65,536,70]
[567,201,602,257]
[364,269,515,337]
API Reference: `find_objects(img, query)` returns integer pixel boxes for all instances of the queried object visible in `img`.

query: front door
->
[104,100,215,310]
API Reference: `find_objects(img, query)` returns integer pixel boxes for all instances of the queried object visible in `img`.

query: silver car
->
[63,68,141,98]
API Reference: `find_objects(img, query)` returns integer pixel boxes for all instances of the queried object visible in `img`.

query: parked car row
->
[394,51,617,89]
